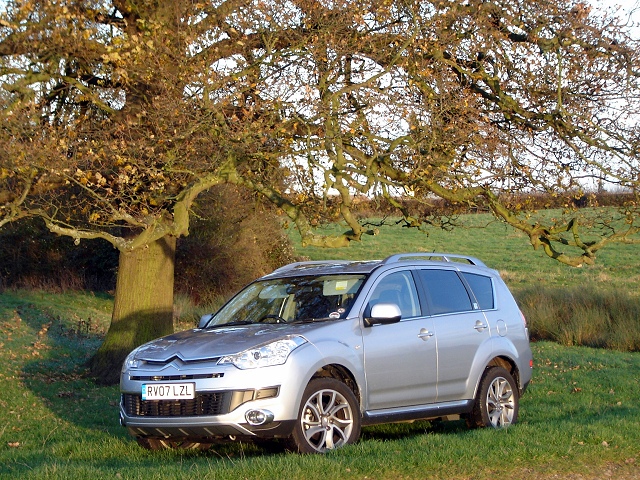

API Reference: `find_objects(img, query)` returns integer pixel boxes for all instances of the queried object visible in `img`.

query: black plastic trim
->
[361,400,474,426]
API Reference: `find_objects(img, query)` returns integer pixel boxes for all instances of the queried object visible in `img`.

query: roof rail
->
[381,252,487,267]
[269,260,351,274]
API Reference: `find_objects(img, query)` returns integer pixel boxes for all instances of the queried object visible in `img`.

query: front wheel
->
[467,366,519,429]
[290,378,361,453]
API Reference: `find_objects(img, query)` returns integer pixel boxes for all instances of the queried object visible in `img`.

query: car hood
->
[133,324,312,363]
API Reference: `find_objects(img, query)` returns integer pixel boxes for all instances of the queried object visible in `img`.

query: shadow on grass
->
[361,418,468,443]
[15,297,125,433]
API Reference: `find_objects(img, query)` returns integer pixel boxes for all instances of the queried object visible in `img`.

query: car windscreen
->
[205,274,366,327]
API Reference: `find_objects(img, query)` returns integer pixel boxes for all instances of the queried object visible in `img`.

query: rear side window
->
[462,272,495,310]
[417,269,473,315]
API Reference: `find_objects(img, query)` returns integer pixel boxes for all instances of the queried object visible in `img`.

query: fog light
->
[245,409,274,426]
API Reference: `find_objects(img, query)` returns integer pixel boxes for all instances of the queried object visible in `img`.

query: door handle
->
[474,320,488,331]
[418,328,434,341]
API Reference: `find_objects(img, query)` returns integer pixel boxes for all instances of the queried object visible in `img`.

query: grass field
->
[290,212,640,294]
[1,214,640,479]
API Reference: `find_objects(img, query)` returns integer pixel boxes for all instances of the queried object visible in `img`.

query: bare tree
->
[1,0,639,382]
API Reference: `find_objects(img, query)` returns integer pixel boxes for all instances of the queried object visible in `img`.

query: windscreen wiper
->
[205,320,255,329]
[291,317,333,324]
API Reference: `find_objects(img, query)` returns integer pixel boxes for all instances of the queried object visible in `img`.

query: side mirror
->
[364,303,402,327]
[198,313,214,329]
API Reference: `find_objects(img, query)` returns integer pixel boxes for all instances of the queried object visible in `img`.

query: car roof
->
[263,253,490,280]
[263,260,382,279]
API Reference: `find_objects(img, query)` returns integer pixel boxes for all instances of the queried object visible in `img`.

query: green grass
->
[2,299,640,478]
[1,214,640,479]
[291,212,640,294]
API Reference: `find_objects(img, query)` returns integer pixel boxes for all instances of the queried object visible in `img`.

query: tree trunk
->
[89,236,176,385]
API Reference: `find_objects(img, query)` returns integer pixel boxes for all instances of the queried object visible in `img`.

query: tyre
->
[467,366,519,429]
[290,377,361,453]
[135,437,212,451]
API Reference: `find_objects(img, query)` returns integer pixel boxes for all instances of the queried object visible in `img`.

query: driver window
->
[366,271,421,319]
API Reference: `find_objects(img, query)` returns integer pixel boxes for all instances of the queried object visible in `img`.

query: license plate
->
[142,383,195,401]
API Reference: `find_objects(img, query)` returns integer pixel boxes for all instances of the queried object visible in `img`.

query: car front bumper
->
[120,355,310,441]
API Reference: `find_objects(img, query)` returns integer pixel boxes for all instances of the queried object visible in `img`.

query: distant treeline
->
[347,190,636,218]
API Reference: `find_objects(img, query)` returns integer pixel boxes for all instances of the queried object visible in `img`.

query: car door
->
[415,268,491,402]
[360,269,438,410]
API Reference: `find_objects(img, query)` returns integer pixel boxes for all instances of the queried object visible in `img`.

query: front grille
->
[144,357,222,366]
[122,392,231,417]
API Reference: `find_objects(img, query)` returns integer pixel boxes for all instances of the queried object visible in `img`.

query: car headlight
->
[218,336,307,370]
[122,350,143,372]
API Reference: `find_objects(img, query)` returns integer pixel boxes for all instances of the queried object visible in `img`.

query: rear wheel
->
[467,366,519,429]
[291,378,361,453]
[135,437,212,451]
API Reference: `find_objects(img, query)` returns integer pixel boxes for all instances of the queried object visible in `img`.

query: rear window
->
[461,273,495,310]
[417,269,473,315]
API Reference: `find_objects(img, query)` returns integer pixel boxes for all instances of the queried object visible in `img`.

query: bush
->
[174,184,297,304]
[0,218,118,292]
[516,286,640,352]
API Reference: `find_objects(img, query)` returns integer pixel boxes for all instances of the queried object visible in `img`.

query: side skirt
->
[362,399,474,426]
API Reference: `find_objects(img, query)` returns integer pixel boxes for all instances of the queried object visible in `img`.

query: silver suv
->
[120,253,533,453]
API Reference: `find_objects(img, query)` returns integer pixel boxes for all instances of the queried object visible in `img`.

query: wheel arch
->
[310,363,361,406]
[485,355,521,395]
[481,334,530,396]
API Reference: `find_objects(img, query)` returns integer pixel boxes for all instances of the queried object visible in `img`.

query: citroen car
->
[120,252,533,453]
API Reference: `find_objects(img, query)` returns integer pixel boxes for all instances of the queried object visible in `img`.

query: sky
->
[597,0,638,12]
[594,0,640,26]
